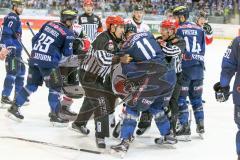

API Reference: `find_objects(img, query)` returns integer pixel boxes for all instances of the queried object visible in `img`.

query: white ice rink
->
[0,30,237,160]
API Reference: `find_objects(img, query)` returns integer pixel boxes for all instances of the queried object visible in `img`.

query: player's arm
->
[4,15,18,38]
[157,36,185,57]
[213,37,239,102]
[220,37,239,87]
[62,33,75,57]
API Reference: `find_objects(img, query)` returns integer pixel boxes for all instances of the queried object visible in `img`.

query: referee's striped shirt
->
[82,24,99,41]
[81,49,113,79]
[78,14,103,41]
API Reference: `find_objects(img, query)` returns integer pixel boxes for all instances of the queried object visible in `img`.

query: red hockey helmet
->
[106,15,125,30]
[160,18,179,32]
[83,0,93,6]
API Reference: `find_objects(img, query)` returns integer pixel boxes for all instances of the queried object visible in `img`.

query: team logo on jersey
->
[81,17,88,23]
[106,40,114,51]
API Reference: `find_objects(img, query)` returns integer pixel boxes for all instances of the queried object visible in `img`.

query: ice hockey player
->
[173,6,206,140]
[112,5,150,137]
[126,4,150,32]
[6,8,77,126]
[70,15,131,148]
[135,18,186,136]
[213,36,240,160]
[110,25,178,156]
[0,0,26,107]
[59,21,91,121]
[193,10,213,45]
[0,46,9,60]
[78,0,103,41]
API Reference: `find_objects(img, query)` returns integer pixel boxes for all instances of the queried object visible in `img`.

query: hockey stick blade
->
[0,136,101,154]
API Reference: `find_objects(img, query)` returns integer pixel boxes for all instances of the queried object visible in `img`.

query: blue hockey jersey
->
[118,32,176,110]
[30,21,74,68]
[220,36,240,105]
[120,32,166,77]
[0,12,22,56]
[176,21,206,68]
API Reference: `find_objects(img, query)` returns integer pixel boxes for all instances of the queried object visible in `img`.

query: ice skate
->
[96,137,106,149]
[59,105,77,121]
[69,122,90,135]
[196,120,205,139]
[1,96,12,108]
[176,123,191,142]
[155,134,177,149]
[5,104,24,122]
[49,112,69,127]
[111,139,129,158]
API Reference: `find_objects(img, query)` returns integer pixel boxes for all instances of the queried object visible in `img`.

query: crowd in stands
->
[0,0,237,23]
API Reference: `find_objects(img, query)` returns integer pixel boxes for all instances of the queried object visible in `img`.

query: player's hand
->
[213,82,230,102]
[203,23,213,35]
[120,54,133,64]
[0,47,9,60]
[157,39,167,47]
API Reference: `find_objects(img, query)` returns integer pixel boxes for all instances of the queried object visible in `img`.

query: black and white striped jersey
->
[156,36,186,73]
[78,13,103,41]
[80,31,120,79]
[80,49,113,79]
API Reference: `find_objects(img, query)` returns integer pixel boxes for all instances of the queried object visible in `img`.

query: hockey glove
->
[213,82,230,102]
[73,38,90,55]
[203,23,213,35]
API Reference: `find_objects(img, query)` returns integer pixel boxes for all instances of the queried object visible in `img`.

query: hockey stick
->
[26,22,35,36]
[0,136,102,154]
[0,25,2,41]
[10,28,31,58]
[189,109,192,127]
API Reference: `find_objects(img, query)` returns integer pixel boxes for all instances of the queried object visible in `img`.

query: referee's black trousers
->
[74,69,116,138]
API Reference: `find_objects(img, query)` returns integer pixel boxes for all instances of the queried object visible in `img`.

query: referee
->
[71,15,131,149]
[78,0,103,41]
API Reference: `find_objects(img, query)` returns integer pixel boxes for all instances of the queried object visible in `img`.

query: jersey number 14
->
[184,36,201,53]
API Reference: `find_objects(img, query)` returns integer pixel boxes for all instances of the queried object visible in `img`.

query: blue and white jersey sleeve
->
[220,37,239,87]
[61,33,74,57]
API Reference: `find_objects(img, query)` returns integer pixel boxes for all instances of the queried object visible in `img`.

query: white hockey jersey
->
[125,18,150,33]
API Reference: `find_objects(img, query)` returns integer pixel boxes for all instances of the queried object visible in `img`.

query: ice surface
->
[0,30,237,160]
